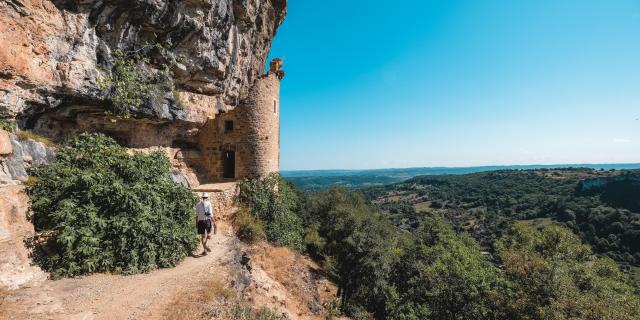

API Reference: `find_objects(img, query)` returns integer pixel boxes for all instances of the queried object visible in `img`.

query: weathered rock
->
[170,168,191,188]
[2,133,55,182]
[0,130,12,155]
[0,0,287,130]
[0,185,48,289]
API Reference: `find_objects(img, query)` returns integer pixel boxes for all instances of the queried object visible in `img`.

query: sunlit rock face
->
[0,0,286,130]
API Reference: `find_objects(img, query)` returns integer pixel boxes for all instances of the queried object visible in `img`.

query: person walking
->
[195,192,216,255]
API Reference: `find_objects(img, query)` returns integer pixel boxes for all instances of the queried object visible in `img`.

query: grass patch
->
[413,201,432,213]
[163,277,283,320]
[15,130,55,146]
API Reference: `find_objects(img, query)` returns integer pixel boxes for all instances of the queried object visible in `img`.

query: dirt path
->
[0,185,342,320]
[1,233,238,320]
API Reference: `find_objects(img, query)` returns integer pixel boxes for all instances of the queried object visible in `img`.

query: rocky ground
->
[2,231,237,320]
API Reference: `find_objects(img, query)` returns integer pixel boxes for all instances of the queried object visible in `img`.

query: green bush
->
[97,45,179,118]
[0,119,15,132]
[0,111,16,132]
[97,49,154,117]
[235,208,266,243]
[237,173,304,250]
[303,225,326,258]
[27,133,198,278]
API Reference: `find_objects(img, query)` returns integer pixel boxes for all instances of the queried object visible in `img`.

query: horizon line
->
[281,162,640,173]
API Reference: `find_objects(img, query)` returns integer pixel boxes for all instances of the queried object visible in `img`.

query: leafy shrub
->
[27,133,198,278]
[97,44,180,118]
[322,298,343,320]
[0,111,15,132]
[303,225,326,258]
[0,120,14,132]
[237,173,304,250]
[235,208,266,243]
[255,307,284,320]
[97,49,154,117]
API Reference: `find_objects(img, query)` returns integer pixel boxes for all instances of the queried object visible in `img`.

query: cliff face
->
[577,173,640,212]
[0,0,286,139]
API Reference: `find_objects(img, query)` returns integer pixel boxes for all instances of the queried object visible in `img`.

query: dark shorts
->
[197,219,212,235]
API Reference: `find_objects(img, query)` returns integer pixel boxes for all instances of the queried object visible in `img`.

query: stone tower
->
[197,59,284,181]
[241,60,282,177]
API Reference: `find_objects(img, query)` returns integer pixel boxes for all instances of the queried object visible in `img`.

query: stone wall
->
[196,69,281,181]
[209,185,238,222]
[192,182,239,235]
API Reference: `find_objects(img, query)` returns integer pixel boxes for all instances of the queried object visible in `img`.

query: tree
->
[496,223,640,320]
[385,218,501,320]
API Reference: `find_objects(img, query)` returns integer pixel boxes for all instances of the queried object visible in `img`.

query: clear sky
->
[268,0,640,170]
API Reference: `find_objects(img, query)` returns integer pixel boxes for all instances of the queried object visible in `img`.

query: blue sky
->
[268,0,640,170]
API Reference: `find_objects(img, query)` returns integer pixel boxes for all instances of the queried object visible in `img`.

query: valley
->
[364,168,640,279]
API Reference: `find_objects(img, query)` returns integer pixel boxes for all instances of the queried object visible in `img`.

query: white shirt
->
[196,201,213,221]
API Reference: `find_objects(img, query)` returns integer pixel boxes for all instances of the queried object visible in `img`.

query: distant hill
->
[282,163,640,190]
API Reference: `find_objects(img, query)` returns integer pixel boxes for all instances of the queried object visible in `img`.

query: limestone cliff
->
[0,0,286,142]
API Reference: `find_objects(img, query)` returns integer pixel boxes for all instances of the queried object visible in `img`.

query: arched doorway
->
[222,150,235,179]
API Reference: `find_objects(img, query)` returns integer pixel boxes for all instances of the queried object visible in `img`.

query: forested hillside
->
[288,183,640,319]
[365,168,640,272]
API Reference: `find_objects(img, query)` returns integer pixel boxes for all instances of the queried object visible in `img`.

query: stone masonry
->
[196,59,283,181]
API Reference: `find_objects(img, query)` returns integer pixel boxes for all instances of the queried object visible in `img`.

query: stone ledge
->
[192,182,238,193]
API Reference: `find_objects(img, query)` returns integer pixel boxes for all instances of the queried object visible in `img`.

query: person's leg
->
[203,234,209,255]
[203,227,211,253]
[205,223,212,251]
[197,221,207,255]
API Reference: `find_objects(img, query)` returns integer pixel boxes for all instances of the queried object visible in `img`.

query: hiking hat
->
[201,192,209,198]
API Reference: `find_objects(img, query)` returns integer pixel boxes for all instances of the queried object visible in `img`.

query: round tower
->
[241,59,283,178]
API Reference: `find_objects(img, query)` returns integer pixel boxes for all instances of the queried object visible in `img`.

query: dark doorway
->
[222,151,235,179]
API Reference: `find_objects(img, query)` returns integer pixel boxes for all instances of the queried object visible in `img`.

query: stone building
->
[0,0,288,188]
[196,59,284,182]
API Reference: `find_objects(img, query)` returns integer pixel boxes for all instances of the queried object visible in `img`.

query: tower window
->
[224,120,234,132]
[273,100,277,114]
